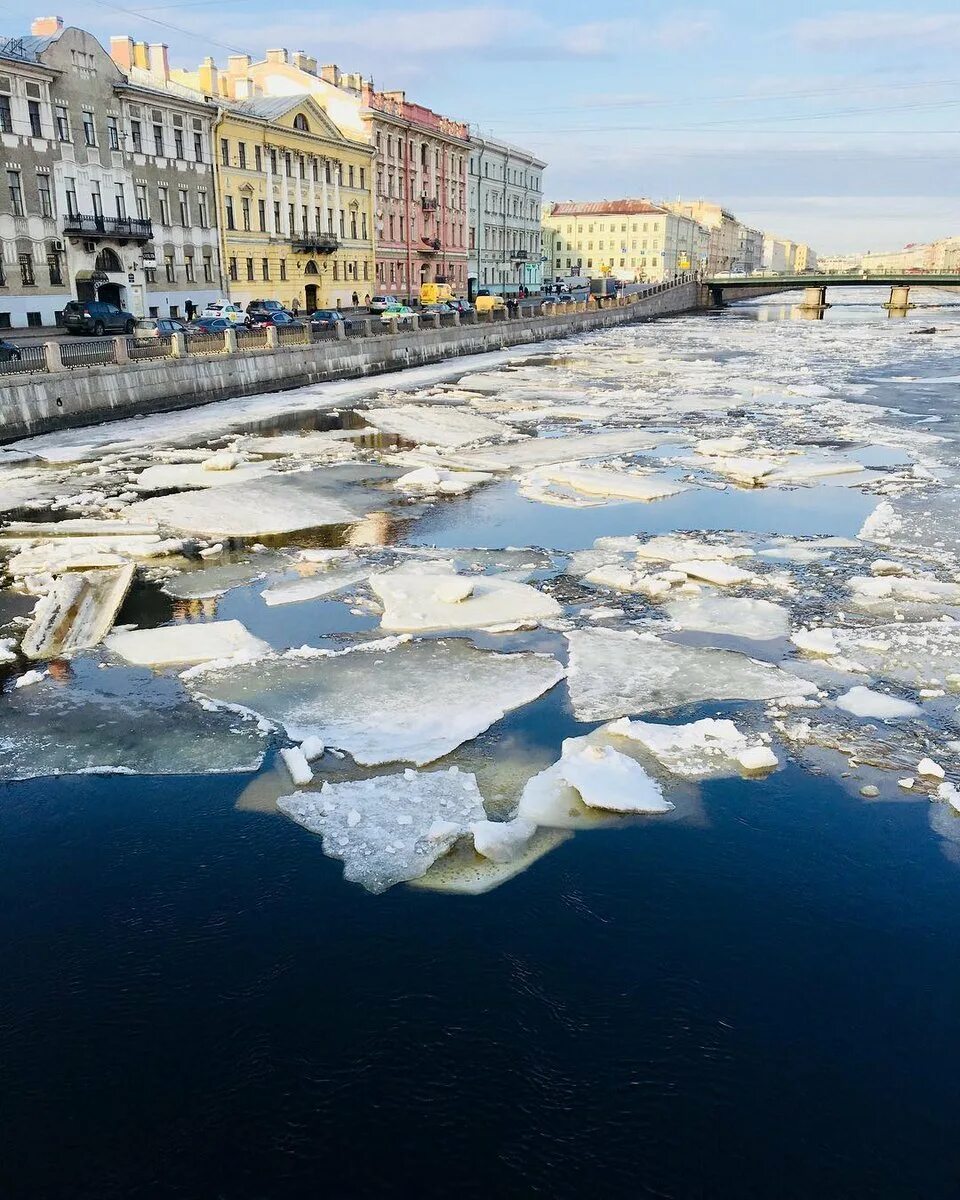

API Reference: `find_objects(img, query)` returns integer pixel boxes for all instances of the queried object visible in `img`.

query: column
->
[333,163,342,237]
[321,159,330,232]
[266,148,276,235]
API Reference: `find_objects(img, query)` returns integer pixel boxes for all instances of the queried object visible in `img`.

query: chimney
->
[291,51,316,75]
[147,42,170,81]
[109,34,134,70]
[197,56,218,95]
[265,48,288,64]
[226,54,251,76]
[31,15,63,36]
[320,63,340,86]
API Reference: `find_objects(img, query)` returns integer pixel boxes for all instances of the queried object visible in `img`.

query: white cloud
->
[793,11,960,51]
[561,11,718,57]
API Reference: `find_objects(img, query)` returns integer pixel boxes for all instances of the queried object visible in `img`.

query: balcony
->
[420,196,439,212]
[291,234,339,254]
[511,249,529,261]
[63,214,153,243]
[418,237,441,254]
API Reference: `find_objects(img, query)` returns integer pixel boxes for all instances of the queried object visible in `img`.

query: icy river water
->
[4,289,960,1197]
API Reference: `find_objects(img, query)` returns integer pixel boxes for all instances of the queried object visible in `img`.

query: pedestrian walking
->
[364,293,371,307]
[352,290,359,308]
[291,297,300,316]
[185,298,195,321]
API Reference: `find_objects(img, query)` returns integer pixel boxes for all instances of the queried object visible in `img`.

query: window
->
[197,192,208,227]
[302,204,308,234]
[360,167,365,189]
[348,165,354,187]
[203,255,212,282]
[325,160,331,184]
[279,259,286,281]
[144,265,156,283]
[38,174,52,217]
[261,257,269,280]
[165,254,175,282]
[185,255,195,282]
[339,209,345,237]
[283,153,291,178]
[0,95,11,134]
[350,211,357,239]
[65,178,78,218]
[48,252,62,286]
[174,129,184,159]
[293,113,309,131]
[7,170,22,216]
[238,142,246,169]
[135,183,148,220]
[130,119,141,152]
[269,148,277,174]
[245,257,254,281]
[115,183,126,219]
[178,188,189,226]
[258,199,265,231]
[90,181,102,219]
[288,203,295,234]
[362,213,368,240]
[19,253,34,286]
[273,201,280,230]
[312,159,318,182]
[225,195,235,230]
[56,105,70,141]
[80,111,96,145]
[327,207,333,233]
[194,132,203,161]
[221,138,229,166]
[255,145,262,172]
[299,155,305,180]
[333,260,338,280]
[28,100,42,138]
[158,186,169,225]
[153,124,164,156]
[241,197,250,231]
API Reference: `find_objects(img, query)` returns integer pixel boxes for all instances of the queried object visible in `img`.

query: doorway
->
[98,281,124,308]
[304,283,318,312]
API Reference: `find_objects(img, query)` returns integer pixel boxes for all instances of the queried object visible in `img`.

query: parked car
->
[309,309,344,330]
[380,304,416,326]
[190,316,233,335]
[448,298,474,315]
[246,309,304,329]
[0,339,22,362]
[200,300,246,323]
[246,298,286,314]
[62,299,136,336]
[133,317,191,339]
[367,296,393,314]
[474,294,506,314]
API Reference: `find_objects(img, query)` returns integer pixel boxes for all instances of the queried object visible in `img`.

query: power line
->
[83,0,251,56]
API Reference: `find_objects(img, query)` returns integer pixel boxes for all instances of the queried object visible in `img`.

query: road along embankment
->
[0,280,697,441]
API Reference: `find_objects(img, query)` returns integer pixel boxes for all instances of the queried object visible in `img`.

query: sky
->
[4,0,959,253]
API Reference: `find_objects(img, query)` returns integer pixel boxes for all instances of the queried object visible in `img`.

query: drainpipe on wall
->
[211,106,230,299]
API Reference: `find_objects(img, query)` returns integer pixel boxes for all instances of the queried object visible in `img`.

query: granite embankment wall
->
[0,282,698,440]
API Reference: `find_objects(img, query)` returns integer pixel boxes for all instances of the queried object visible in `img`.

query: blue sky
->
[6,0,959,252]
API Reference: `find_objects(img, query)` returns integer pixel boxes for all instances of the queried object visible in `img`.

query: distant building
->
[664,199,739,273]
[468,136,545,297]
[542,199,704,284]
[818,253,862,273]
[794,243,817,272]
[737,225,764,273]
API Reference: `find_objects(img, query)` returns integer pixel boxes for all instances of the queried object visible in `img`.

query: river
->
[2,288,960,1198]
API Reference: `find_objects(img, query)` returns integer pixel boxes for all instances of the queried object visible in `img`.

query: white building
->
[468,135,545,296]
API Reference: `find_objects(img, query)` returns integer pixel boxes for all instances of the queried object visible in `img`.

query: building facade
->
[0,21,222,327]
[467,136,545,297]
[665,200,739,273]
[169,54,375,310]
[737,224,764,273]
[201,51,470,302]
[543,199,704,283]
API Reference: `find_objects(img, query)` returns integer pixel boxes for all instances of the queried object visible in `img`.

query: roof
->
[0,32,60,62]
[227,95,311,121]
[548,199,666,217]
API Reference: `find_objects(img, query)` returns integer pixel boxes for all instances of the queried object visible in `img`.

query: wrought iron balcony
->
[511,249,529,261]
[418,237,441,254]
[291,233,339,254]
[63,214,153,242]
[420,196,439,212]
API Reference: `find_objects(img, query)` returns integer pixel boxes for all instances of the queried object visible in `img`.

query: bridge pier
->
[883,284,914,315]
[799,285,830,312]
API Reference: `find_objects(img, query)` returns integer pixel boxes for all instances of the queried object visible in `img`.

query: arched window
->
[303,260,319,276]
[293,114,309,132]
[95,248,123,272]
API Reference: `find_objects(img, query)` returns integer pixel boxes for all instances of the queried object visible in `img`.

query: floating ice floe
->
[663,594,790,641]
[791,627,841,657]
[364,404,508,447]
[834,686,921,721]
[469,816,537,862]
[847,574,960,609]
[4,535,169,575]
[188,637,564,766]
[607,716,777,778]
[393,465,494,495]
[410,827,571,894]
[431,429,667,473]
[22,564,134,660]
[523,464,688,506]
[279,745,313,786]
[558,744,674,813]
[629,535,755,563]
[670,559,755,587]
[234,429,377,456]
[105,619,270,667]
[369,564,560,633]
[261,563,371,606]
[132,462,273,493]
[828,621,960,687]
[565,627,816,721]
[122,472,364,538]
[2,519,160,538]
[277,766,487,892]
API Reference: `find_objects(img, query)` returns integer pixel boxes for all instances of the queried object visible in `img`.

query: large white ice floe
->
[663,595,790,641]
[847,574,960,610]
[670,559,755,587]
[469,816,537,862]
[607,716,777,779]
[834,686,921,721]
[432,429,668,473]
[260,563,371,606]
[277,766,486,892]
[393,465,494,495]
[369,563,560,633]
[523,464,688,505]
[132,462,273,493]
[21,564,134,660]
[363,404,508,447]
[105,619,270,667]
[122,471,365,538]
[629,535,755,563]
[410,827,571,894]
[188,637,565,766]
[0,669,267,779]
[565,627,816,721]
[828,621,960,688]
[557,744,674,813]
[4,535,168,575]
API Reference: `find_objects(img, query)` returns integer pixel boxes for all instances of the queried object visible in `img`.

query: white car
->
[201,300,246,323]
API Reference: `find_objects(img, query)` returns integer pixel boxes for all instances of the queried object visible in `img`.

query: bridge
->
[702,273,960,313]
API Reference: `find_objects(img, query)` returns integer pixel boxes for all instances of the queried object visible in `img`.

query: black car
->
[309,309,344,329]
[0,339,22,362]
[246,309,304,329]
[62,300,136,336]
[190,317,233,334]
[448,298,474,315]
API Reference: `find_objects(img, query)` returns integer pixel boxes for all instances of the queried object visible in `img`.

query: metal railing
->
[1,278,696,379]
[62,213,153,240]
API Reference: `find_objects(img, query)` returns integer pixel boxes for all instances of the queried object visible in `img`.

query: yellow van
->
[419,282,453,306]
[474,293,506,314]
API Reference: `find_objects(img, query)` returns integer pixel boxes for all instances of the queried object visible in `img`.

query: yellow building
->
[171,57,375,310]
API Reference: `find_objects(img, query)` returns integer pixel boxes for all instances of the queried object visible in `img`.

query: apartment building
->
[467,136,545,296]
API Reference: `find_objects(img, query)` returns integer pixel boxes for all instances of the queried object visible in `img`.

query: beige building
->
[543,199,704,283]
[665,199,738,273]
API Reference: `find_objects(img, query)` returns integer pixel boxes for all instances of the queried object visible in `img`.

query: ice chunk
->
[0,669,267,779]
[630,535,754,563]
[261,565,371,607]
[279,746,313,786]
[528,464,687,503]
[21,564,134,660]
[702,456,779,486]
[122,471,363,538]
[938,781,960,812]
[469,817,537,863]
[735,745,779,773]
[671,559,755,587]
[364,404,507,447]
[410,827,571,894]
[133,462,271,493]
[696,435,752,456]
[609,716,765,779]
[1,519,159,538]
[189,638,564,766]
[14,668,46,688]
[299,735,325,761]
[105,619,270,667]
[565,627,816,721]
[5,536,164,575]
[834,686,921,721]
[433,429,667,473]
[664,595,790,641]
[277,766,486,892]
[829,621,960,687]
[0,637,16,664]
[369,566,561,633]
[202,451,244,471]
[791,627,841,657]
[918,757,946,779]
[394,466,493,495]
[583,564,678,601]
[558,744,674,813]
[847,575,960,608]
